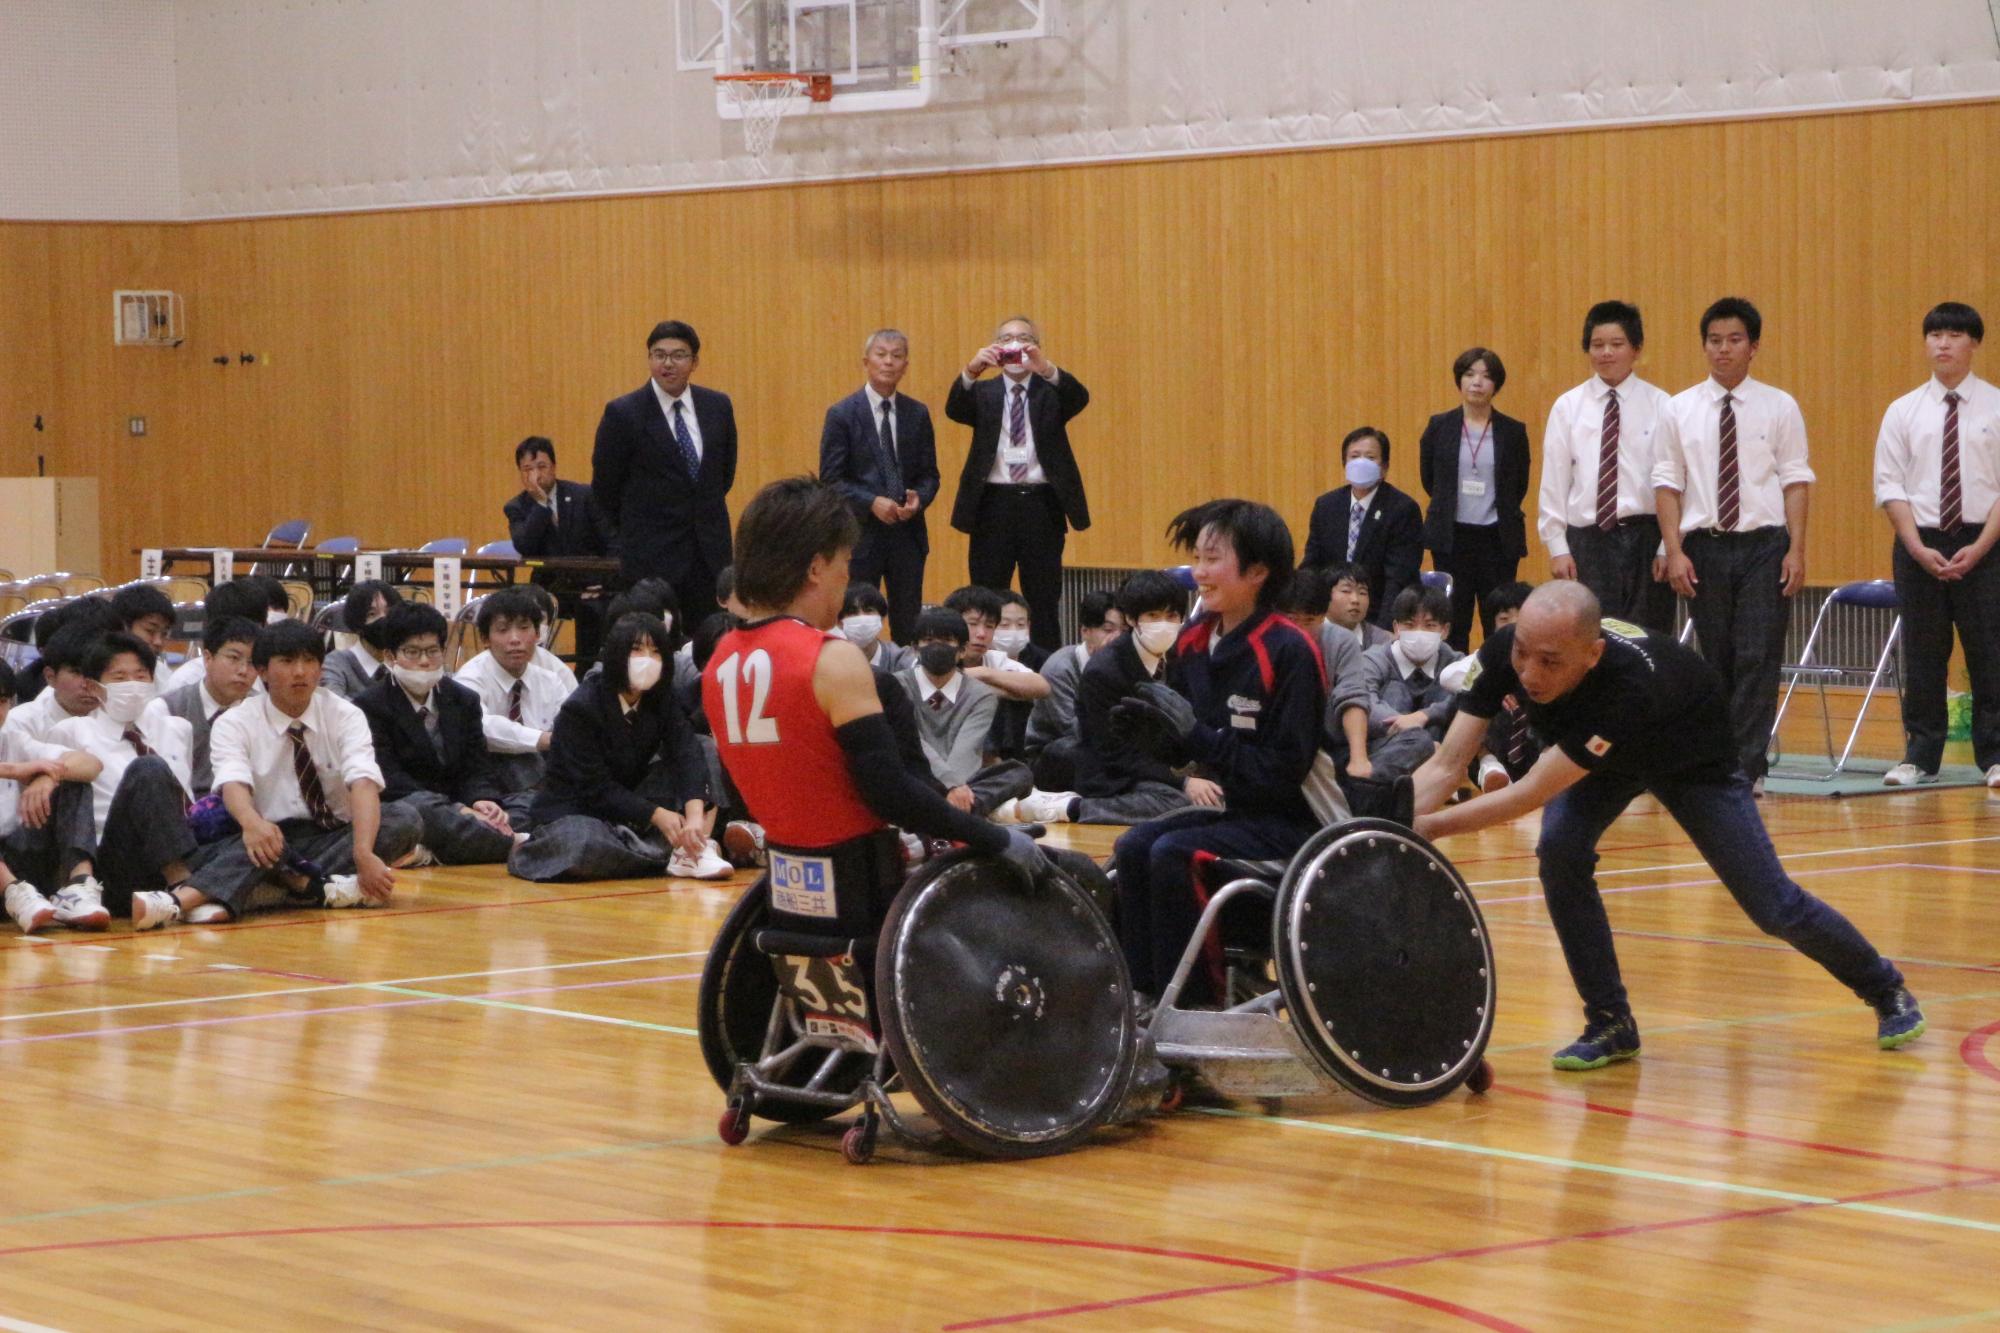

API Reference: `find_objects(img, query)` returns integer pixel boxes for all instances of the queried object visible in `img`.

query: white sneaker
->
[668,840,734,880]
[5,881,56,935]
[1017,789,1078,824]
[404,845,438,868]
[322,874,370,909]
[184,902,233,925]
[131,890,182,931]
[1883,763,1936,787]
[51,878,111,931]
[1987,764,2000,790]
[1477,755,1511,794]
[988,798,1021,824]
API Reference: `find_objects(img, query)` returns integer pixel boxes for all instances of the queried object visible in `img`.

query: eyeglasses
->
[649,349,695,364]
[395,645,445,664]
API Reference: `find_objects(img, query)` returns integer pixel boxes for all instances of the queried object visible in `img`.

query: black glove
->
[1109,681,1198,762]
[1340,771,1416,827]
[995,827,1051,884]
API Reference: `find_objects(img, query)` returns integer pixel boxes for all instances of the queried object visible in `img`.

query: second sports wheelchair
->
[698,818,1495,1164]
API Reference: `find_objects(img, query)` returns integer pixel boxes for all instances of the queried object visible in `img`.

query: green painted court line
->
[1867,1307,2000,1333]
[1197,1108,2000,1237]
[1484,986,2000,1055]
[361,983,700,1036]
[0,1134,716,1230]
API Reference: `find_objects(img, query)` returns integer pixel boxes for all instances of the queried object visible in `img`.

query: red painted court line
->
[941,1273,1297,1330]
[1490,1083,1989,1176]
[0,1219,1529,1331]
[1961,1019,2000,1086]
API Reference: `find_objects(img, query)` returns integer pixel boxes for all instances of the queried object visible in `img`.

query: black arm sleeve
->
[836,712,1008,855]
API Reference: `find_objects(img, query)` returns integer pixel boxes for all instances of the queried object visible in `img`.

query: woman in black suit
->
[1418,347,1532,650]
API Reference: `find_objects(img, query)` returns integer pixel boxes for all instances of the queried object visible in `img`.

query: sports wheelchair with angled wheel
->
[698,818,1494,1164]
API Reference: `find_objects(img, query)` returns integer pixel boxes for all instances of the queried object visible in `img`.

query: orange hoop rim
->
[714,71,834,101]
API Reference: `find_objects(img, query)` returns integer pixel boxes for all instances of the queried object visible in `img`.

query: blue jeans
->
[1537,769,1904,1020]
[1113,808,1316,1003]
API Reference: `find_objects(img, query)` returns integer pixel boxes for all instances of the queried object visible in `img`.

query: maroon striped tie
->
[1007,385,1030,482]
[122,727,152,758]
[1716,392,1740,531]
[1941,390,1963,529]
[507,679,524,724]
[287,722,340,829]
[1596,389,1621,532]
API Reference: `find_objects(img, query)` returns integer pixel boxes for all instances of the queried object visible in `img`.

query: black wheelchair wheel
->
[696,878,871,1124]
[1271,819,1495,1107]
[875,851,1138,1159]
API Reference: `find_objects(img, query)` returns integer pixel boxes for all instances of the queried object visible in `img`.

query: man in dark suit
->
[354,604,515,866]
[590,319,738,617]
[1301,426,1424,628]
[946,315,1091,652]
[819,329,940,644]
[503,435,616,660]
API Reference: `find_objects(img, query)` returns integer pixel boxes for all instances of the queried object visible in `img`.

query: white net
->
[717,76,807,174]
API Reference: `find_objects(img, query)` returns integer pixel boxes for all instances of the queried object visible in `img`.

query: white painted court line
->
[0,1314,74,1333]
[1478,861,1896,907]
[1465,833,2000,889]
[1,950,709,1026]
[1903,862,2000,877]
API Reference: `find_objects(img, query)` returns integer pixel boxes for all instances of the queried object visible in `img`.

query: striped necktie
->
[1941,390,1963,529]
[1596,388,1621,531]
[507,679,524,724]
[1716,392,1740,530]
[287,722,340,829]
[122,726,152,758]
[1007,385,1030,482]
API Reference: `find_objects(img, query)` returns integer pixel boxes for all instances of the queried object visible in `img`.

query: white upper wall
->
[11,1,2000,221]
[0,0,180,221]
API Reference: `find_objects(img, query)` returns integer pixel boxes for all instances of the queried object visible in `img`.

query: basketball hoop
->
[715,72,833,173]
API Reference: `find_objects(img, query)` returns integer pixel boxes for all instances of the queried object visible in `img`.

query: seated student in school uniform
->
[517,583,582,688]
[2,620,116,748]
[982,590,1048,760]
[834,581,911,675]
[1024,588,1126,791]
[160,616,262,798]
[160,577,279,695]
[1355,585,1464,781]
[355,603,516,867]
[1,659,106,936]
[43,632,199,923]
[506,612,726,883]
[129,620,425,931]
[111,583,179,688]
[998,570,1195,828]
[942,585,1052,704]
[1321,560,1393,652]
[11,598,125,707]
[1464,581,1542,793]
[453,587,575,819]
[318,581,405,700]
[896,607,1032,818]
[1265,567,1377,790]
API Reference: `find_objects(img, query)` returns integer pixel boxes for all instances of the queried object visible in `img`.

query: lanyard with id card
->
[1460,419,1492,497]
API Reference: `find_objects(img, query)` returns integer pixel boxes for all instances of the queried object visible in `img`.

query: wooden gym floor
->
[3,769,1997,1329]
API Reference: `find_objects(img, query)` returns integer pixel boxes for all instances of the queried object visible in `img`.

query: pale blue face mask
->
[1344,456,1383,488]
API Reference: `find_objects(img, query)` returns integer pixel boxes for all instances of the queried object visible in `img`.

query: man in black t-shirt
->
[1409,582,1923,1069]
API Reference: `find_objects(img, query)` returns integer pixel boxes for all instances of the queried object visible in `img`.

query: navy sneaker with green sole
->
[1873,987,1926,1050]
[1552,1011,1642,1071]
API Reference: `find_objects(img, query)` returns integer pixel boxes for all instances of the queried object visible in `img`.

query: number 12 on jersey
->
[715,649,780,745]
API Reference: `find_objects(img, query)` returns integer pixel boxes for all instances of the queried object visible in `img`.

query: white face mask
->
[991,628,1030,658]
[391,664,442,696]
[101,680,153,725]
[1134,620,1182,656]
[840,614,883,648]
[1344,456,1383,489]
[266,608,289,625]
[626,654,663,691]
[1398,629,1442,664]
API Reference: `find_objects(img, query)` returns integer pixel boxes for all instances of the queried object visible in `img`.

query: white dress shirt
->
[912,666,965,707]
[1655,375,1814,533]
[0,726,66,840]
[975,369,1057,486]
[1538,373,1676,557]
[455,649,575,754]
[0,689,94,746]
[210,690,383,825]
[47,701,194,830]
[1874,373,2000,529]
[864,383,899,464]
[651,380,705,463]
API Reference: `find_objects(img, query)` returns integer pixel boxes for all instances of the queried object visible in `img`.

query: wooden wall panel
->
[2,100,1995,595]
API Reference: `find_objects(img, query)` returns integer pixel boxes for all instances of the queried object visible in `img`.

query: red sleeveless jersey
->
[701,617,885,849]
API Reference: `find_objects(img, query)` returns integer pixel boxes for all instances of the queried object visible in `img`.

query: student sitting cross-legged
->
[896,606,1032,818]
[506,612,725,883]
[161,615,262,798]
[111,583,179,692]
[355,603,516,866]
[1354,585,1464,781]
[1024,588,1125,789]
[131,620,424,930]
[319,580,405,700]
[448,587,574,825]
[2,658,104,936]
[1,623,117,929]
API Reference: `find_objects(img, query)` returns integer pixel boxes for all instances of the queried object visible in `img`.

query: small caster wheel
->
[718,1101,751,1145]
[1158,1081,1185,1115]
[841,1121,877,1165]
[1466,1059,1494,1095]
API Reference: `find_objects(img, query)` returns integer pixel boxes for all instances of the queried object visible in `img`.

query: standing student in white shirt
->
[1873,302,2000,788]
[45,633,198,923]
[1539,300,1676,633]
[1655,298,1814,791]
[132,621,423,929]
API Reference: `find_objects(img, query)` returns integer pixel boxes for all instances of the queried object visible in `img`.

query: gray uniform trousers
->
[185,801,424,915]
[393,791,514,865]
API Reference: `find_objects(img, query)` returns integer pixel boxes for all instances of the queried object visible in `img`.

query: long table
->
[142,547,621,604]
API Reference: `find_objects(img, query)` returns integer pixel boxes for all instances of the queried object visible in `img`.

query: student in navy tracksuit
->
[1110,500,1346,1006]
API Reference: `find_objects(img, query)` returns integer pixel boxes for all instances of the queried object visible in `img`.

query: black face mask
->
[917,642,960,676]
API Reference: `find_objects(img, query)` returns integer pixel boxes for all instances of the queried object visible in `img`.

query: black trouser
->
[1685,526,1792,782]
[0,782,96,890]
[851,521,928,646]
[1566,520,1674,634]
[88,758,200,914]
[968,484,1067,651]
[1893,527,2000,772]
[1435,522,1518,650]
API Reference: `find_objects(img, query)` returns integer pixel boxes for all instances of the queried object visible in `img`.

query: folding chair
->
[256,519,313,578]
[1769,580,1903,779]
[1420,569,1453,601]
